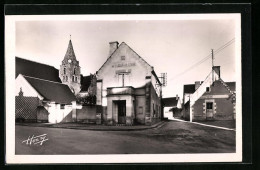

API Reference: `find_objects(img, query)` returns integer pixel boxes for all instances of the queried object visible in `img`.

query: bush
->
[76,94,96,105]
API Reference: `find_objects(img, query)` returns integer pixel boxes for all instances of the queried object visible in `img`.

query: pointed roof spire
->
[64,36,77,60]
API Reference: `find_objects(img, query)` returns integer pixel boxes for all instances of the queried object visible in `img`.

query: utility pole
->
[158,73,167,120]
[211,49,214,83]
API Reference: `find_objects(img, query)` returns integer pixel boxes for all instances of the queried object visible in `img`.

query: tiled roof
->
[80,75,92,92]
[183,84,196,94]
[162,97,178,107]
[23,75,76,104]
[16,57,61,83]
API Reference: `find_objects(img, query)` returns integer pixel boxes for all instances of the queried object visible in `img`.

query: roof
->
[226,82,236,92]
[64,40,77,60]
[23,75,76,104]
[16,57,61,83]
[80,75,92,92]
[162,97,178,107]
[183,84,196,94]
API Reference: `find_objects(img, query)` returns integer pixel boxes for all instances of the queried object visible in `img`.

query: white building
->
[96,41,162,125]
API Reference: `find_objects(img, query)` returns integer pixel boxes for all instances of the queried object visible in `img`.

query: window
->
[66,76,68,81]
[64,68,66,74]
[63,76,65,81]
[72,76,74,82]
[74,68,76,74]
[75,76,77,82]
[206,87,210,92]
[121,56,125,60]
[206,102,213,109]
[60,104,65,109]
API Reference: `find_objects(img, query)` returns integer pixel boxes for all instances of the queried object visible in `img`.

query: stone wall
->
[76,105,96,123]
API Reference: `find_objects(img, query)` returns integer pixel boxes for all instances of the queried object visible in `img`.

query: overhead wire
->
[168,38,235,81]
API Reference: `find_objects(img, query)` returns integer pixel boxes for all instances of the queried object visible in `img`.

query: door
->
[206,102,213,119]
[118,100,126,124]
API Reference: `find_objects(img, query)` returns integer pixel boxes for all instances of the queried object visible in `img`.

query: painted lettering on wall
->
[112,62,136,68]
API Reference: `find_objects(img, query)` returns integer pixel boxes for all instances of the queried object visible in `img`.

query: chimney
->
[195,81,200,90]
[109,41,119,57]
[213,66,221,78]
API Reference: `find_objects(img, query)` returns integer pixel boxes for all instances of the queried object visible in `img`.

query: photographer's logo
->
[22,134,48,145]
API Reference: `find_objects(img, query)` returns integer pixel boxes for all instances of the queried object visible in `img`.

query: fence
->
[15,95,39,122]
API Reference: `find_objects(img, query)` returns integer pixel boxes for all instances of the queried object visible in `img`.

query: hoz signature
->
[22,134,48,145]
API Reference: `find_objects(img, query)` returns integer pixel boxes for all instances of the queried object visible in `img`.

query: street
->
[15,120,236,154]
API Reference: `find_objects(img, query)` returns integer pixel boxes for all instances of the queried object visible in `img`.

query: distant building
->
[96,41,162,125]
[162,96,182,119]
[182,66,236,121]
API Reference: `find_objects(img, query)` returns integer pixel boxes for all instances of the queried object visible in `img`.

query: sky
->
[15,15,238,99]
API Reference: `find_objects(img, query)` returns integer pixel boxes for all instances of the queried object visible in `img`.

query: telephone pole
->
[211,49,214,83]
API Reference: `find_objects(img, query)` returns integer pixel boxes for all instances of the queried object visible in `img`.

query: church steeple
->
[62,37,79,65]
[59,36,81,95]
[64,39,77,60]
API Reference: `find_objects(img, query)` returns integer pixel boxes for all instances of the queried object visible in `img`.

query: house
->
[96,41,162,125]
[15,57,77,123]
[182,66,236,121]
[162,95,182,119]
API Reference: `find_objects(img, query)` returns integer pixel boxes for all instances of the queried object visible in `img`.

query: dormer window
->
[206,87,210,92]
[121,56,125,60]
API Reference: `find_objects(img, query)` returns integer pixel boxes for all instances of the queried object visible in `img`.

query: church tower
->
[59,37,81,95]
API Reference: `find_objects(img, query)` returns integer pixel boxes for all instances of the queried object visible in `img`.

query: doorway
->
[117,100,126,124]
[206,102,213,120]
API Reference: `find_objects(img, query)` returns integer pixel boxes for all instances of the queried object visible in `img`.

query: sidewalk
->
[15,120,166,131]
[171,118,236,131]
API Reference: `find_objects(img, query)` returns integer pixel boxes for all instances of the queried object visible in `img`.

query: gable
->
[97,42,152,76]
[15,74,43,99]
[96,42,154,88]
[201,80,234,97]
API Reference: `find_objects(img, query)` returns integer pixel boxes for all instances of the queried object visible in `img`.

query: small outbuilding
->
[162,95,182,119]
[182,66,236,121]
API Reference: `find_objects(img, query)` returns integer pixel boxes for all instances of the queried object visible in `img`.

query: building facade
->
[182,66,236,121]
[96,41,162,125]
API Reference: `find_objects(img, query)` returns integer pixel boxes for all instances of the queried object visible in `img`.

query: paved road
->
[15,120,235,154]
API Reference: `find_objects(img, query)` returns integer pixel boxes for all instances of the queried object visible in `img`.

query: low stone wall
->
[76,105,96,123]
